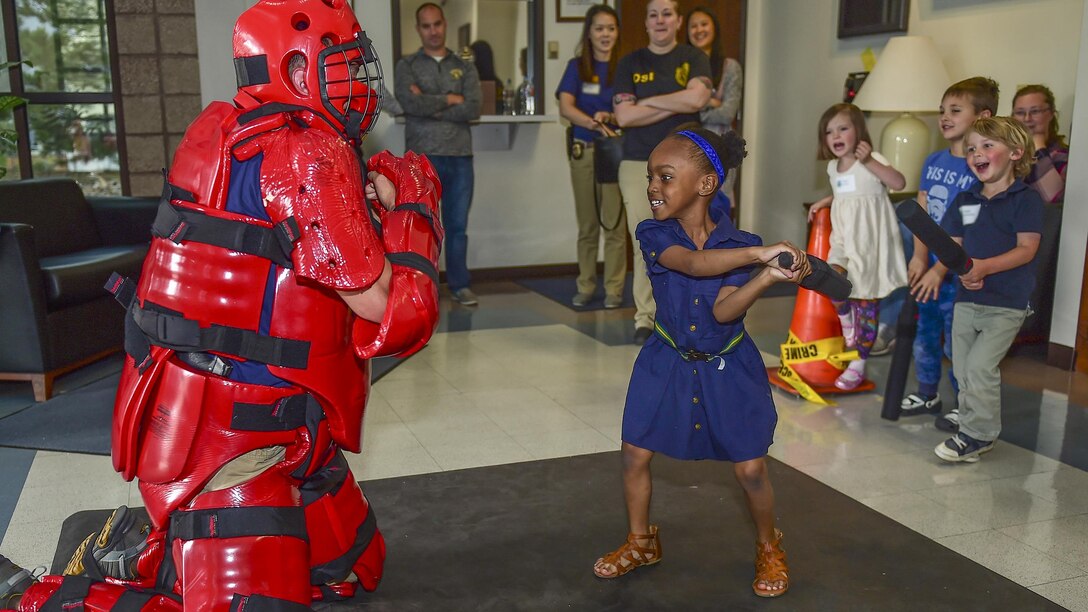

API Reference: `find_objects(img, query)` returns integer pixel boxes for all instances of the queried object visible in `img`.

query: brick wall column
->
[115,0,202,196]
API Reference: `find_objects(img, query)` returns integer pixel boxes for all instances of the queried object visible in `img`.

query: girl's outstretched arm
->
[657,241,806,278]
[713,266,798,323]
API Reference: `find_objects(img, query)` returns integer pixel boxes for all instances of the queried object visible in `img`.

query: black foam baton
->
[880,293,917,421]
[894,199,973,275]
[776,252,853,302]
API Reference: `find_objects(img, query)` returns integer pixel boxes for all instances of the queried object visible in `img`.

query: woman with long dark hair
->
[685,6,742,206]
[556,4,627,308]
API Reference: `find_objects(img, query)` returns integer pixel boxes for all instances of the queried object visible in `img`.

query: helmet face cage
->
[318,31,383,141]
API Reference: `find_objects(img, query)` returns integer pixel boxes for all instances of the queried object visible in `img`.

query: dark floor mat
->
[0,356,406,456]
[52,453,1063,611]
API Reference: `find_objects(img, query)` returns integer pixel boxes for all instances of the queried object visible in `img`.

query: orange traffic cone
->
[767,207,874,403]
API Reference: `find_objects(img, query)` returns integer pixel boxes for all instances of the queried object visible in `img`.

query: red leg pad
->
[173,534,311,611]
[304,463,385,591]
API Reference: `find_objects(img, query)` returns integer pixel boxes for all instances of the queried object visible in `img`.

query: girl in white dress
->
[808,103,908,390]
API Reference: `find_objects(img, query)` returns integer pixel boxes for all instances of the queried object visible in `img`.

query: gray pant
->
[951,302,1027,441]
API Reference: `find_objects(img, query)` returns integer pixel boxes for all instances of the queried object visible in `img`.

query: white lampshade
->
[853,36,951,193]
[853,36,951,112]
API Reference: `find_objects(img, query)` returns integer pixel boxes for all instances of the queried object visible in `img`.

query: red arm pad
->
[351,210,441,359]
[352,151,444,359]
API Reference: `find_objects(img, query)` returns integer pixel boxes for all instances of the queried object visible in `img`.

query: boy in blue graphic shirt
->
[900,77,998,425]
[934,117,1042,463]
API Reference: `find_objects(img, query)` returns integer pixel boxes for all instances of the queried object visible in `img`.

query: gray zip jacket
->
[395,48,482,156]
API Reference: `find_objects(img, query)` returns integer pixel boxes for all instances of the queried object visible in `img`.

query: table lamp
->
[852,36,952,193]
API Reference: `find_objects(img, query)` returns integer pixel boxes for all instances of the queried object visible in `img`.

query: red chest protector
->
[113,101,386,481]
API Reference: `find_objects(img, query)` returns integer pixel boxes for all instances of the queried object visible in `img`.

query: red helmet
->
[233,0,383,143]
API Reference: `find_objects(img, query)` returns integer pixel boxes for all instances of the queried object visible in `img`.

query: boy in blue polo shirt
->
[935,117,1043,463]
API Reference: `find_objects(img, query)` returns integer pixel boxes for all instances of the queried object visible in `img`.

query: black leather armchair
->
[0,178,157,401]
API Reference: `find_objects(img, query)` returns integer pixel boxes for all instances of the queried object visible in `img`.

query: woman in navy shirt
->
[557,4,627,309]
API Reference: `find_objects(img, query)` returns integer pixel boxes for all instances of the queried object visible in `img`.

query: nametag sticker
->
[960,204,981,225]
[835,174,856,193]
[582,82,601,95]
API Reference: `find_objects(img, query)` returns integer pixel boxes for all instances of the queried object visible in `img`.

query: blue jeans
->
[913,278,958,397]
[429,155,474,291]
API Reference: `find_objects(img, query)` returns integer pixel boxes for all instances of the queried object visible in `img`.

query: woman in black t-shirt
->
[612,0,713,344]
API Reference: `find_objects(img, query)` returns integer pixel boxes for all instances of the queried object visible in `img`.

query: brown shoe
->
[753,529,789,597]
[592,525,661,579]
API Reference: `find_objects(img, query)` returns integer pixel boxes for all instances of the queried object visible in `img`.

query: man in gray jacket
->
[396,2,482,305]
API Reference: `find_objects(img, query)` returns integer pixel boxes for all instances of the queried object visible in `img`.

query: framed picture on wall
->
[838,0,909,38]
[557,0,606,23]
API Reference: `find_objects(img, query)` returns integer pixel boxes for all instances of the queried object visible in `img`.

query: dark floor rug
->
[0,356,406,456]
[515,273,635,312]
[517,272,796,313]
[52,453,1062,612]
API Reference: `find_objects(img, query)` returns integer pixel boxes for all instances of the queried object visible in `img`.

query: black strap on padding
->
[228,593,314,612]
[387,252,439,285]
[393,203,440,238]
[151,200,300,269]
[299,450,349,506]
[170,506,307,542]
[39,575,93,612]
[237,102,313,126]
[310,503,378,584]
[234,55,270,88]
[232,393,312,432]
[160,175,197,204]
[132,302,310,370]
[105,272,138,309]
[104,274,154,372]
[113,589,158,611]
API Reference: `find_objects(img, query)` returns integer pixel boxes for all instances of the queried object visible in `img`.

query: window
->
[1,0,123,195]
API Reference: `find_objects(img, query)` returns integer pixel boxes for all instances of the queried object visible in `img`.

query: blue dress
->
[623,209,777,462]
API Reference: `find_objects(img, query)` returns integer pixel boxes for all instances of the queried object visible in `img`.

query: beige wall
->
[1052,4,1088,350]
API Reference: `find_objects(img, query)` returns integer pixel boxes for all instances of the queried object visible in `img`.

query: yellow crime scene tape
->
[774,331,859,405]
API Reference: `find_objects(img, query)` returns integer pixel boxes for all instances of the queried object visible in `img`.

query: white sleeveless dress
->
[826,152,908,300]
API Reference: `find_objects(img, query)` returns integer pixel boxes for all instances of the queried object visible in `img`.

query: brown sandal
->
[592,525,661,579]
[753,529,789,597]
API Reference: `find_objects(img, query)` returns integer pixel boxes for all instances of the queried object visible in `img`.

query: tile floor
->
[1,281,1086,610]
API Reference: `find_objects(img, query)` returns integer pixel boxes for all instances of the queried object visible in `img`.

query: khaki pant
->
[204,445,287,492]
[618,160,657,330]
[951,302,1027,441]
[569,146,627,297]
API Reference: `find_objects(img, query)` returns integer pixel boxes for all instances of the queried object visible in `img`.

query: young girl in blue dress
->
[591,127,809,598]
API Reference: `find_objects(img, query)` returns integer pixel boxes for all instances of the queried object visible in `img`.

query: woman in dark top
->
[612,0,712,345]
[556,4,626,309]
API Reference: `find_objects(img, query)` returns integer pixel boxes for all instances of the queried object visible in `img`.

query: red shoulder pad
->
[259,127,385,291]
[168,101,239,210]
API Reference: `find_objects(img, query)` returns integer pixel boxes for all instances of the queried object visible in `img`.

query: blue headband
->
[677,130,725,185]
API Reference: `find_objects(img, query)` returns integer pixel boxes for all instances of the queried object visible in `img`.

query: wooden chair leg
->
[31,374,53,402]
